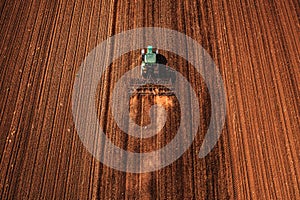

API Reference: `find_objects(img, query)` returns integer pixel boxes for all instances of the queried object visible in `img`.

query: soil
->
[0,0,299,199]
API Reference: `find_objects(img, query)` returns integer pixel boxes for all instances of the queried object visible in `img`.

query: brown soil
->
[0,0,299,199]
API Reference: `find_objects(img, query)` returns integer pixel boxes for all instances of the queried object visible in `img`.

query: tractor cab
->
[144,46,156,64]
[141,46,159,78]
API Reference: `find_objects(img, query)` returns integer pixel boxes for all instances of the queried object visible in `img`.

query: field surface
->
[0,0,299,199]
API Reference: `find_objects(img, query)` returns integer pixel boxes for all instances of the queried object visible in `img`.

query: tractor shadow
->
[156,54,168,65]
[156,54,176,83]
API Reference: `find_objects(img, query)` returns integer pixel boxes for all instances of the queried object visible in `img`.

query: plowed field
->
[0,0,299,199]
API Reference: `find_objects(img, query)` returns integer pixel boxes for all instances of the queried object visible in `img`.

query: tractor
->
[129,46,176,96]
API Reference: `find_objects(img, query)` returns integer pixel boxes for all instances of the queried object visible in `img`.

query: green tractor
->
[141,46,158,78]
[141,46,175,82]
[130,46,176,96]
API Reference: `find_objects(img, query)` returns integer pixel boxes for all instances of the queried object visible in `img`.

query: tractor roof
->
[147,46,153,53]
